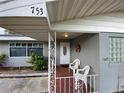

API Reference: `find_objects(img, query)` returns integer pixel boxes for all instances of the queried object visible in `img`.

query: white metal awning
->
[0,17,49,41]
[51,11,124,33]
[0,0,51,41]
[0,35,35,41]
[48,0,124,33]
[47,0,124,23]
[1,0,124,41]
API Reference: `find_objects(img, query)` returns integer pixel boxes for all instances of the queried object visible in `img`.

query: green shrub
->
[119,90,124,93]
[28,53,48,71]
[0,54,6,64]
[115,90,124,93]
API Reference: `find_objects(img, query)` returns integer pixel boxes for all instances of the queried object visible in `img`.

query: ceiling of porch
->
[47,0,124,23]
[56,32,83,39]
[51,11,124,33]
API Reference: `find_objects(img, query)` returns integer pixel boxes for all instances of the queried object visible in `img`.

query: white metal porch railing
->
[56,74,99,93]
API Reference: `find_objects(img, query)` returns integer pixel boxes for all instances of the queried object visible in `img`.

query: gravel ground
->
[0,77,48,93]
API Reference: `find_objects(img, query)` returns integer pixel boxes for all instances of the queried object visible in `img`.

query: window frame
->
[109,36,124,63]
[9,42,44,58]
[27,43,44,56]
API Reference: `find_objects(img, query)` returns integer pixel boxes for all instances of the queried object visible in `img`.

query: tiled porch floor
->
[56,65,73,77]
[56,66,91,93]
[56,65,73,93]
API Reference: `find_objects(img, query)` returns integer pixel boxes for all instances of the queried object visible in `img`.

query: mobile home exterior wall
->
[100,33,124,93]
[0,41,48,67]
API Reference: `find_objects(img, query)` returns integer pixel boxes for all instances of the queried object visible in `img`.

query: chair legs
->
[84,80,87,93]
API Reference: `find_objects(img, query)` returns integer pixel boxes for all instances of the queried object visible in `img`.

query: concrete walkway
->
[0,73,48,78]
[0,77,48,93]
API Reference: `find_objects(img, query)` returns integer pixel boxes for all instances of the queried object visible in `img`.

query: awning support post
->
[48,31,56,93]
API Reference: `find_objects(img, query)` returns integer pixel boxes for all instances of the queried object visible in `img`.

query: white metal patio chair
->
[69,59,80,75]
[75,65,90,93]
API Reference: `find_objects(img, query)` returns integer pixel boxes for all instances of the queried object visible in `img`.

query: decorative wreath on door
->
[75,43,81,53]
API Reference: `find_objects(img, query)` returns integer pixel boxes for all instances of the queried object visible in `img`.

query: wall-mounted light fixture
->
[64,33,68,38]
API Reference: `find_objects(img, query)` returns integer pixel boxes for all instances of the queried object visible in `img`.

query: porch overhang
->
[47,0,124,33]
[0,0,124,41]
[51,11,124,33]
[47,0,124,23]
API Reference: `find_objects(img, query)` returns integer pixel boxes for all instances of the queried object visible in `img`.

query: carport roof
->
[0,0,50,41]
[0,34,35,41]
[0,0,124,41]
[0,17,49,41]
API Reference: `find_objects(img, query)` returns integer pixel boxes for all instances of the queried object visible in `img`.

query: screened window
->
[109,37,124,62]
[10,42,43,57]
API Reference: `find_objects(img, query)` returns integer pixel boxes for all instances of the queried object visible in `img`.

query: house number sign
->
[0,0,47,17]
[30,6,43,15]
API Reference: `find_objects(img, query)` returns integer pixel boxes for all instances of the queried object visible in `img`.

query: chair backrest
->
[83,65,90,75]
[73,59,80,69]
[77,65,90,75]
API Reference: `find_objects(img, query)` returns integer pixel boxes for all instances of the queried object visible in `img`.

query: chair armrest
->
[76,65,90,75]
[70,61,75,66]
[69,62,75,69]
[77,68,85,73]
[69,64,74,70]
